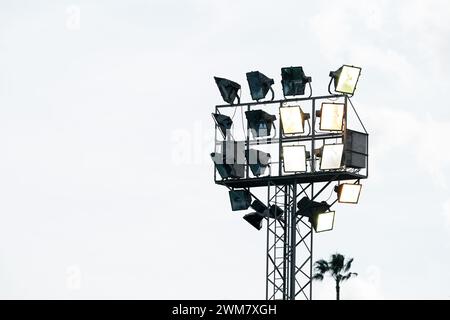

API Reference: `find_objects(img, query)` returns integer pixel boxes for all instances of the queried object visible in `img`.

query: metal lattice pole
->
[266,183,313,300]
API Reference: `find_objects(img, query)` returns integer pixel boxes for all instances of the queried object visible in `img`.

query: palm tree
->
[312,253,358,300]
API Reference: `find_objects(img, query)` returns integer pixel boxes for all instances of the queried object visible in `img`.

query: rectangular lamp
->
[280,105,308,135]
[229,190,252,211]
[337,183,362,204]
[312,211,335,233]
[245,110,277,138]
[282,145,307,173]
[318,103,344,131]
[210,152,245,179]
[320,144,344,170]
[333,65,361,95]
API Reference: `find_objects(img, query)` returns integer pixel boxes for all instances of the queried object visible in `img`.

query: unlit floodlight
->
[251,199,268,214]
[245,110,277,138]
[210,152,245,179]
[268,205,284,219]
[214,76,241,104]
[243,199,283,230]
[229,190,252,211]
[212,113,233,139]
[245,149,271,177]
[243,212,264,230]
[296,197,330,218]
[246,71,275,101]
[281,66,312,97]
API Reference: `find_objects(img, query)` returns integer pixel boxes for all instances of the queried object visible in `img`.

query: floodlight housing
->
[243,212,264,230]
[296,197,330,218]
[329,65,361,95]
[343,129,368,169]
[317,103,345,131]
[268,205,284,219]
[228,190,252,211]
[281,66,312,97]
[282,145,307,173]
[246,71,275,101]
[250,199,282,220]
[214,76,241,104]
[296,197,334,233]
[245,149,271,177]
[335,183,362,204]
[245,110,277,138]
[312,211,335,233]
[280,106,310,135]
[251,199,268,214]
[212,113,233,139]
[210,152,245,179]
[221,140,246,165]
[319,144,344,170]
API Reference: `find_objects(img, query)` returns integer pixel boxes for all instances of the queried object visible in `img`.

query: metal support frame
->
[265,182,314,300]
[213,94,368,300]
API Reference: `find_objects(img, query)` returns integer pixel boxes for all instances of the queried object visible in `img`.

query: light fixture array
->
[214,65,361,105]
[212,64,366,233]
[230,191,285,230]
[227,179,364,233]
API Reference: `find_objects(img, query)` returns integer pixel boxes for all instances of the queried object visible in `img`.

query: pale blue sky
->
[0,0,449,299]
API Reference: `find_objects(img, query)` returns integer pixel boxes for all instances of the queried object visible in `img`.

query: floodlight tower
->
[211,66,368,300]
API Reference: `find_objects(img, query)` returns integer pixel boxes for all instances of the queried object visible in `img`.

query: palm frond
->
[330,253,344,276]
[341,272,358,282]
[313,259,330,274]
[344,258,354,273]
[312,273,324,281]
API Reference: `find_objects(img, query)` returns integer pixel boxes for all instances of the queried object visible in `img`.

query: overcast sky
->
[0,0,450,299]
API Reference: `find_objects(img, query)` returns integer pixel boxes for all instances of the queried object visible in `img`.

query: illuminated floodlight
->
[329,65,361,95]
[335,183,362,204]
[320,144,344,170]
[282,145,307,173]
[312,211,335,233]
[280,106,310,135]
[228,190,252,211]
[281,66,312,97]
[296,197,334,233]
[317,103,344,131]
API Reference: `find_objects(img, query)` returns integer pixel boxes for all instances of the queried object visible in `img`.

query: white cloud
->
[364,106,450,189]
[442,200,450,228]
